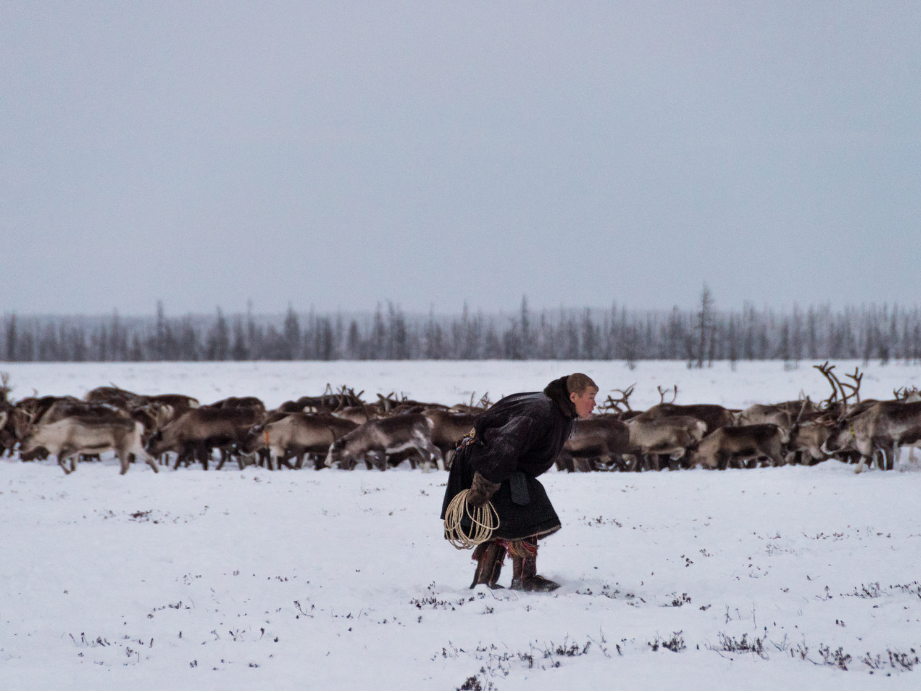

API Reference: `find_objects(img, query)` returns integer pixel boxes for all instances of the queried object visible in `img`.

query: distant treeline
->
[3,293,921,366]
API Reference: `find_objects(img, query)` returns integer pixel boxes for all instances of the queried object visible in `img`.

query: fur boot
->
[509,539,560,592]
[470,540,506,589]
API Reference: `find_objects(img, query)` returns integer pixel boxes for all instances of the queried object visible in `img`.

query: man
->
[440,373,598,592]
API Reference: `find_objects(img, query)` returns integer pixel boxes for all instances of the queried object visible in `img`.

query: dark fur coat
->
[440,376,576,541]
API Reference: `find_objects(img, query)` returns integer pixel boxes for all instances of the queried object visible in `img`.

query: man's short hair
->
[567,373,598,394]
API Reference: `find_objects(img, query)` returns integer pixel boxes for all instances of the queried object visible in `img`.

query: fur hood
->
[543,376,577,420]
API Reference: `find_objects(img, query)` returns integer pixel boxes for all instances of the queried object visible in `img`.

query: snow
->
[2,360,921,690]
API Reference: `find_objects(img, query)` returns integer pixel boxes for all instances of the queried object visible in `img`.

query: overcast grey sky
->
[2,1,919,316]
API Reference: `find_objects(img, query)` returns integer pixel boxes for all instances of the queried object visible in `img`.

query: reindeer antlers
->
[895,385,918,399]
[843,367,863,405]
[657,385,678,404]
[462,391,493,411]
[814,361,863,414]
[793,396,812,426]
[602,384,635,414]
[0,372,11,403]
[814,361,840,409]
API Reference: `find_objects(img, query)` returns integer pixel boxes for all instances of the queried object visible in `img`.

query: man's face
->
[570,388,598,418]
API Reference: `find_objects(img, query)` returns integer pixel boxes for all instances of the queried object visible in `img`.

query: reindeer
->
[738,398,819,464]
[624,393,731,470]
[634,390,735,435]
[0,409,11,454]
[12,396,77,433]
[0,373,13,455]
[625,415,708,471]
[689,424,787,469]
[32,399,156,466]
[142,394,200,428]
[375,392,447,414]
[894,386,921,403]
[323,413,444,472]
[19,411,159,475]
[557,414,631,472]
[813,362,872,419]
[422,408,477,469]
[240,413,358,470]
[294,385,366,413]
[82,396,194,466]
[823,400,921,473]
[84,388,198,441]
[450,392,493,414]
[785,421,833,465]
[85,385,147,409]
[205,396,266,415]
[738,399,816,430]
[892,387,921,463]
[0,372,11,403]
[597,385,637,419]
[812,362,891,470]
[38,399,129,425]
[331,404,385,426]
[148,407,263,470]
[9,396,85,460]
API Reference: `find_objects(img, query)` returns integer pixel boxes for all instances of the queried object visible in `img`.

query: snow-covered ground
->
[2,360,921,690]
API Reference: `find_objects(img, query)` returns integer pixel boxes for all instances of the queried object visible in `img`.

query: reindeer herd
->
[1,364,920,477]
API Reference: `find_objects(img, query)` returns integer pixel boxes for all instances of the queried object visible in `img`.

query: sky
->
[2,1,920,317]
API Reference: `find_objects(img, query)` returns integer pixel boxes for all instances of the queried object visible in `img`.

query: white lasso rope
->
[443,490,499,550]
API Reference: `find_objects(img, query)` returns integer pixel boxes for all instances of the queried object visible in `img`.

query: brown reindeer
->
[689,424,787,469]
[823,400,921,473]
[324,413,444,472]
[635,402,734,435]
[148,407,263,470]
[422,408,478,469]
[625,415,708,471]
[240,413,358,470]
[557,414,631,472]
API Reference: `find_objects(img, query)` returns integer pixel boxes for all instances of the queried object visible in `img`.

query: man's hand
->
[466,471,501,508]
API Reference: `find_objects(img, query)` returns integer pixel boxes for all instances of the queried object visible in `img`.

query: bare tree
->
[695,284,715,368]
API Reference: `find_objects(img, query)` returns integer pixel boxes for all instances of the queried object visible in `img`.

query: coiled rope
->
[443,490,499,550]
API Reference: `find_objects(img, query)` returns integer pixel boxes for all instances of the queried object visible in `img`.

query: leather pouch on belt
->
[510,472,530,505]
